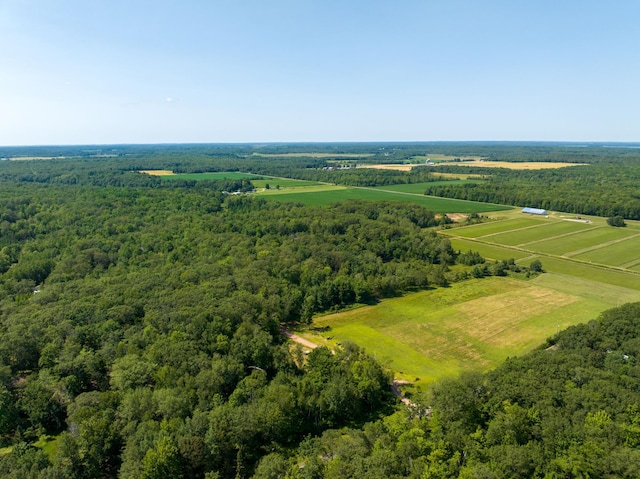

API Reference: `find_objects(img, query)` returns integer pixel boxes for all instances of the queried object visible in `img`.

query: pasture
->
[251,178,322,188]
[259,186,511,213]
[160,172,260,181]
[372,180,475,194]
[434,160,587,170]
[251,152,374,158]
[303,274,637,385]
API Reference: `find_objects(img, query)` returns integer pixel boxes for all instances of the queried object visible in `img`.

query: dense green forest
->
[0,178,466,478]
[1,143,640,478]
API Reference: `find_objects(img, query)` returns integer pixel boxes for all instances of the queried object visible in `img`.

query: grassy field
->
[411,154,485,162]
[487,221,594,246]
[251,178,322,188]
[448,238,533,261]
[259,187,511,213]
[451,217,548,238]
[302,275,639,386]
[434,172,488,179]
[160,172,260,181]
[251,152,374,158]
[371,180,475,194]
[572,234,640,266]
[434,160,587,170]
[533,227,635,255]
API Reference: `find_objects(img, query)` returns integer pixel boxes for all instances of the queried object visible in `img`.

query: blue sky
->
[1,1,638,145]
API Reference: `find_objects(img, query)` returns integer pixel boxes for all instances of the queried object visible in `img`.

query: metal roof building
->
[522,207,548,215]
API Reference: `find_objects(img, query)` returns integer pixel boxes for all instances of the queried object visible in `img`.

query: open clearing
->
[434,160,587,170]
[412,154,485,162]
[251,152,374,158]
[140,169,175,176]
[302,275,638,386]
[160,172,259,181]
[259,186,511,213]
[357,164,415,171]
[371,180,476,194]
[251,178,322,188]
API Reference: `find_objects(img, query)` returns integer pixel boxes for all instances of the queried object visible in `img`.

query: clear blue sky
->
[1,1,639,145]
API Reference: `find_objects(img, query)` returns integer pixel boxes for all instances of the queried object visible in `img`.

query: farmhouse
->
[522,207,548,215]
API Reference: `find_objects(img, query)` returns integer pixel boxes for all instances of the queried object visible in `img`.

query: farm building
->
[522,207,548,215]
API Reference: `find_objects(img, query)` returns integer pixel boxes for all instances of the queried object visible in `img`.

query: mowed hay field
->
[259,186,511,213]
[305,274,638,386]
[160,172,260,181]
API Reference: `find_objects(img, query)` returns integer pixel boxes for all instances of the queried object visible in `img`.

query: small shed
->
[522,207,548,215]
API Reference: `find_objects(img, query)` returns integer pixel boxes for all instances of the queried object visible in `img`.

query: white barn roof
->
[522,207,548,215]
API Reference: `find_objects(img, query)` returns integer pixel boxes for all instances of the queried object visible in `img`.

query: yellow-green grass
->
[534,227,635,256]
[486,221,595,246]
[139,169,174,176]
[435,160,587,170]
[448,238,533,261]
[447,217,549,238]
[411,154,485,162]
[522,255,640,291]
[34,435,61,458]
[434,172,487,180]
[161,172,259,181]
[251,178,322,188]
[309,276,633,386]
[572,234,640,266]
[256,185,346,196]
[0,446,11,456]
[251,153,374,158]
[260,187,511,213]
[528,272,640,306]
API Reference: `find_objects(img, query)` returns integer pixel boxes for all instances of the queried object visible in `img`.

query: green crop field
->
[371,180,472,194]
[448,238,533,261]
[572,234,640,266]
[303,275,640,386]
[260,187,511,213]
[251,178,322,188]
[487,221,594,246]
[533,227,635,256]
[444,215,640,272]
[450,217,547,238]
[161,172,259,181]
[523,255,640,291]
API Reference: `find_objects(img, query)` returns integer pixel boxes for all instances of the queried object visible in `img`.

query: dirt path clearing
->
[281,329,318,349]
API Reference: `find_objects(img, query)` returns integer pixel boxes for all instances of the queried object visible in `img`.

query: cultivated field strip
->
[443,215,640,290]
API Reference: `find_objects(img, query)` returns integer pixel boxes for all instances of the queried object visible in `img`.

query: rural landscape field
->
[2,142,640,478]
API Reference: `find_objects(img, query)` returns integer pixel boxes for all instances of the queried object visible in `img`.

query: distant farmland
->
[259,186,511,213]
[372,180,476,194]
[158,172,260,181]
[441,210,640,291]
